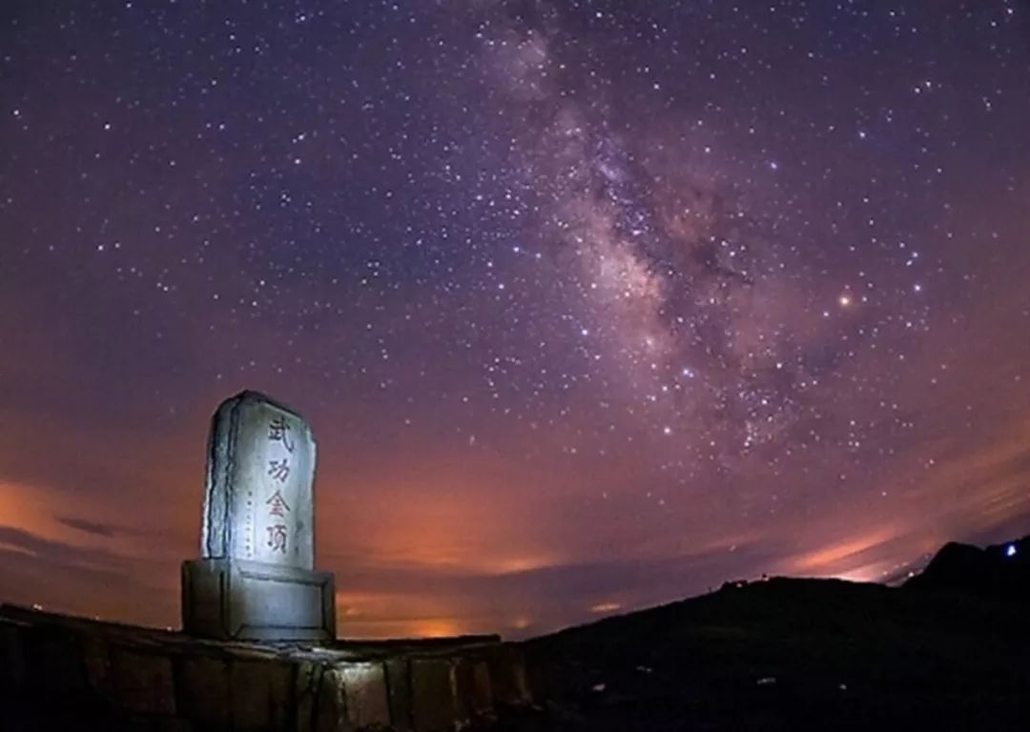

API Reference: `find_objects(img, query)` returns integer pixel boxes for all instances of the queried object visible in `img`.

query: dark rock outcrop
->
[904,535,1028,602]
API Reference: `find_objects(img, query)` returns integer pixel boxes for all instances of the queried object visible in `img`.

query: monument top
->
[200,390,317,570]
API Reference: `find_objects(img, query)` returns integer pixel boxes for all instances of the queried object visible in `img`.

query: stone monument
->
[181,390,336,641]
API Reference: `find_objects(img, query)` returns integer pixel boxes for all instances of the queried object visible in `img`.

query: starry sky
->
[1,0,1029,639]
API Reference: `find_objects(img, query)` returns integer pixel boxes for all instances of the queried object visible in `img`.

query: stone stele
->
[181,390,336,641]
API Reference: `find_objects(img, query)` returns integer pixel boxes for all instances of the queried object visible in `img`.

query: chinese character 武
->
[268,416,295,453]
[268,458,290,483]
[266,524,288,554]
[265,489,291,517]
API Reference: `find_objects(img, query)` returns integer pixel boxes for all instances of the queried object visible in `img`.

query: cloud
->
[57,516,118,538]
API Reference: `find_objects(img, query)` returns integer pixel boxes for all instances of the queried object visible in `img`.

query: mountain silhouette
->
[904,535,1028,602]
[506,536,1030,731]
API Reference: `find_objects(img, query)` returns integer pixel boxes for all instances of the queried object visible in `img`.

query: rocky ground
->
[2,536,1026,730]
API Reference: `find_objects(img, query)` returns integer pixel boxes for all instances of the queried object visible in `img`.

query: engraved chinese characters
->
[201,391,316,570]
[264,415,295,556]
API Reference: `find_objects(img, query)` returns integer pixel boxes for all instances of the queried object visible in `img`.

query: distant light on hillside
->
[1006,544,1017,558]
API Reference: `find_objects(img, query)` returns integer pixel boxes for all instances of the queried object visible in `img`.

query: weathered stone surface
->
[450,658,472,726]
[177,655,231,728]
[0,620,26,690]
[339,662,390,729]
[182,557,335,641]
[110,648,177,716]
[81,632,112,694]
[411,657,457,732]
[23,626,89,695]
[472,660,494,716]
[384,658,413,731]
[315,666,348,732]
[451,656,496,726]
[293,660,323,731]
[124,716,194,732]
[487,645,530,706]
[230,659,294,731]
[157,718,195,732]
[202,390,316,569]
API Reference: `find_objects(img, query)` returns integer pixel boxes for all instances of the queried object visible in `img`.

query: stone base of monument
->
[0,603,535,732]
[181,558,335,641]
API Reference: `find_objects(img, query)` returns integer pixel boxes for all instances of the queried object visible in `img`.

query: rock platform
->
[0,604,532,731]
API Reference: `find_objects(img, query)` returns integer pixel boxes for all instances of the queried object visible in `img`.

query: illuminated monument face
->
[201,394,317,569]
[182,391,335,641]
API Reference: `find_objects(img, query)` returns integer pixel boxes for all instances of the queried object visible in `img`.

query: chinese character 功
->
[265,489,291,517]
[268,416,295,453]
[266,524,288,554]
[268,458,290,483]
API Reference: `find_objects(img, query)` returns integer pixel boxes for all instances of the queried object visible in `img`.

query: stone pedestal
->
[182,559,335,642]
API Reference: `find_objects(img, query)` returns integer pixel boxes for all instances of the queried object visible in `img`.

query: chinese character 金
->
[268,458,290,483]
[268,416,295,453]
[266,524,288,554]
[265,488,291,517]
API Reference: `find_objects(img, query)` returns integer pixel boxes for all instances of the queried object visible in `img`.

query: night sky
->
[2,1,1030,639]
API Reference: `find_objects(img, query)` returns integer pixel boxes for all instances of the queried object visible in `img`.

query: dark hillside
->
[515,556,1029,731]
[905,535,1028,602]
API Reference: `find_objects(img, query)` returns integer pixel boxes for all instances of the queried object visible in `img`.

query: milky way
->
[1,1,1029,638]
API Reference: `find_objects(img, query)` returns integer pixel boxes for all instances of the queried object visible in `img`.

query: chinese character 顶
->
[266,524,288,554]
[268,416,295,453]
[268,458,290,483]
[265,488,291,517]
